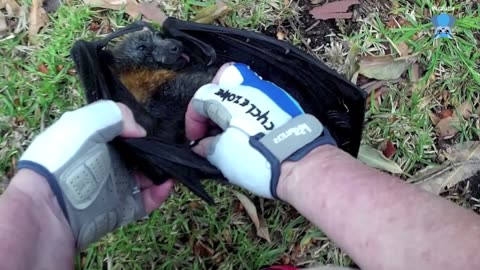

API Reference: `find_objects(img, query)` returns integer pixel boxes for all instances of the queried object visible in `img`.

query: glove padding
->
[17,100,146,251]
[192,63,337,198]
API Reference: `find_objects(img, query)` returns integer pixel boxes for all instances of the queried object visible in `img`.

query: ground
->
[0,0,479,269]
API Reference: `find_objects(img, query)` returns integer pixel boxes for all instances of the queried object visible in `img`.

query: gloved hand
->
[186,62,336,199]
[17,100,172,251]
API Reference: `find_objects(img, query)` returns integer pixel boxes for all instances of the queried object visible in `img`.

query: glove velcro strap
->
[16,160,70,221]
[249,114,336,198]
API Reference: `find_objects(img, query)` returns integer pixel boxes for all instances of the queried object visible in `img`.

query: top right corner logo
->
[431,13,456,39]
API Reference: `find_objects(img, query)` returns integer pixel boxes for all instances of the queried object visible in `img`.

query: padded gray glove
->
[17,100,146,251]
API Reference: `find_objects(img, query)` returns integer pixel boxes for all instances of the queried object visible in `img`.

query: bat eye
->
[137,45,146,51]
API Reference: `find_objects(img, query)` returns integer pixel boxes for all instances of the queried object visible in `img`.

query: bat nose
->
[165,39,184,54]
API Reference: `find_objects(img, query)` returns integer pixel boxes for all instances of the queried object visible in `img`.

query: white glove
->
[18,100,147,251]
[190,63,336,198]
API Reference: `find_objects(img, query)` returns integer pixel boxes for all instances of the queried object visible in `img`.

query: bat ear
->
[431,15,439,27]
[448,15,456,27]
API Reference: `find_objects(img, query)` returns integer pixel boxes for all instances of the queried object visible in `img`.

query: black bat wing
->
[71,35,224,204]
[162,18,367,157]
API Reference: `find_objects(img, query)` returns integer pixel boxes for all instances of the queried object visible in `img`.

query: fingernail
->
[189,140,200,148]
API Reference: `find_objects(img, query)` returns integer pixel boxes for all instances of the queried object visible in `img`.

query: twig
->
[305,20,320,32]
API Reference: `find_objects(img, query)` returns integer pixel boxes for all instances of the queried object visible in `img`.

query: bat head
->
[432,13,456,39]
[110,27,190,72]
[434,26,454,39]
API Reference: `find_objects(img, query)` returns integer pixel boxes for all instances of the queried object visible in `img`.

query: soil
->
[263,0,392,52]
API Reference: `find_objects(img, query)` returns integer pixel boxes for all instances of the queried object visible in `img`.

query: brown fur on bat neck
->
[118,68,177,103]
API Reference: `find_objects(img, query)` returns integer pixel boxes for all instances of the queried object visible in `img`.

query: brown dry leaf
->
[139,1,167,24]
[193,240,214,258]
[435,116,460,139]
[38,63,48,74]
[397,42,409,57]
[358,145,403,174]
[381,140,397,159]
[0,0,21,16]
[28,0,49,41]
[309,0,360,20]
[386,15,397,28]
[87,21,101,31]
[412,141,480,194]
[358,55,414,80]
[435,102,473,139]
[83,0,139,19]
[411,63,420,82]
[0,13,7,34]
[429,111,441,125]
[453,101,473,119]
[192,1,232,24]
[234,192,271,242]
[439,108,453,119]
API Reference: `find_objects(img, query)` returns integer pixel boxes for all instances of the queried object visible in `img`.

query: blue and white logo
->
[432,13,456,39]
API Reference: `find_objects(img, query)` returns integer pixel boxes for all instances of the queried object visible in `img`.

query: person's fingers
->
[135,172,154,189]
[116,103,147,138]
[185,100,210,141]
[142,179,174,214]
[191,136,216,157]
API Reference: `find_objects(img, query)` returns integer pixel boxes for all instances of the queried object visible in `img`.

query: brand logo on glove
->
[273,123,312,144]
[215,88,275,131]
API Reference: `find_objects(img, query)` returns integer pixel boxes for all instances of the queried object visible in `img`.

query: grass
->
[348,0,480,174]
[1,0,479,269]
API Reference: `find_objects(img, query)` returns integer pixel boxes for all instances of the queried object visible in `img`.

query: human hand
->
[185,63,336,199]
[16,100,173,251]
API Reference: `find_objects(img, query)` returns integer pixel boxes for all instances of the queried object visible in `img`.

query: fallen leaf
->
[386,15,397,28]
[435,116,460,139]
[83,0,139,19]
[235,192,271,242]
[429,111,441,125]
[0,0,21,16]
[411,63,420,82]
[279,255,291,265]
[358,145,403,174]
[87,21,101,31]
[381,140,397,159]
[38,63,48,74]
[396,42,409,57]
[358,55,414,80]
[309,0,359,20]
[453,101,473,119]
[193,240,214,257]
[192,1,232,24]
[0,13,7,34]
[412,141,480,194]
[438,108,453,119]
[55,65,63,72]
[28,0,49,41]
[276,30,285,40]
[138,1,167,25]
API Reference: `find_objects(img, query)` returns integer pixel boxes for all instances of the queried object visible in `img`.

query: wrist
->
[9,169,68,223]
[277,144,343,203]
[0,169,74,268]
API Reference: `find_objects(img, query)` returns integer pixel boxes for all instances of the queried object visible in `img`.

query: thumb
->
[191,136,218,158]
